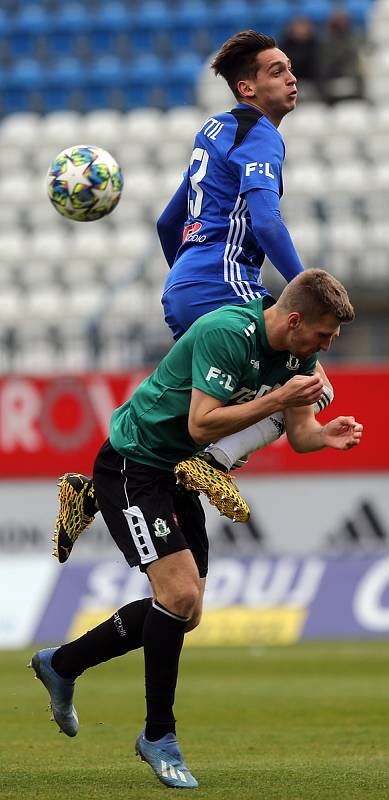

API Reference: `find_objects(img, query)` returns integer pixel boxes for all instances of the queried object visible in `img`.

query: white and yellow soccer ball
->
[47,145,124,221]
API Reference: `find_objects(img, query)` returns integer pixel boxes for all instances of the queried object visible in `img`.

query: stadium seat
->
[330,101,370,135]
[10,5,50,57]
[114,226,153,259]
[67,285,105,317]
[327,219,366,253]
[85,56,128,109]
[164,54,204,106]
[361,188,389,221]
[373,104,389,131]
[0,204,20,230]
[0,111,41,145]
[323,251,355,282]
[122,108,164,147]
[319,134,363,163]
[283,161,326,197]
[116,142,151,173]
[281,193,320,224]
[25,285,68,320]
[30,230,70,261]
[39,110,84,149]
[81,109,124,151]
[125,55,169,108]
[283,134,319,163]
[363,247,389,281]
[251,0,293,34]
[281,103,329,138]
[155,140,191,169]
[162,106,205,143]
[0,288,23,322]
[345,0,373,28]
[132,3,171,51]
[286,221,322,262]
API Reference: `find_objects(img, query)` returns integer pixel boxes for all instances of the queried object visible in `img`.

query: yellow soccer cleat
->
[53,473,97,563]
[174,456,250,523]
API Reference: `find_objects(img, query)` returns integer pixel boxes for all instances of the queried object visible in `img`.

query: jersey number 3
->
[189,147,209,217]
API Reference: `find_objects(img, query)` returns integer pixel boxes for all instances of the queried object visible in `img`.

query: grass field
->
[1,641,389,799]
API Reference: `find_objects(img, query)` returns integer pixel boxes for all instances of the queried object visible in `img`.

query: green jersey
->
[110,297,317,470]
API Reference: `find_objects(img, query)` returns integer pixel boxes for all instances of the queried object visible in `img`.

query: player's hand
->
[321,416,363,450]
[278,374,324,409]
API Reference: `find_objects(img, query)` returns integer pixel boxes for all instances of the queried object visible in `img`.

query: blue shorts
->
[162,282,270,340]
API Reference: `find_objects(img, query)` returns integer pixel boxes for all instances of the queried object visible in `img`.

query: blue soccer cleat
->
[28,647,79,737]
[135,730,198,789]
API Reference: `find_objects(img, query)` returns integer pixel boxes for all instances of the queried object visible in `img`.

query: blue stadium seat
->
[296,0,332,25]
[90,3,133,51]
[45,57,86,111]
[85,55,127,109]
[169,2,215,50]
[251,0,294,37]
[132,3,171,50]
[125,55,169,108]
[164,52,203,106]
[49,3,91,56]
[9,5,51,58]
[344,0,372,27]
[4,59,48,113]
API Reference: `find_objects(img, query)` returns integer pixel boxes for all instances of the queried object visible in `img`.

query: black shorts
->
[93,439,208,578]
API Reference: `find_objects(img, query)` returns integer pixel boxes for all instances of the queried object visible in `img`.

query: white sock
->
[205,412,285,471]
[206,385,335,470]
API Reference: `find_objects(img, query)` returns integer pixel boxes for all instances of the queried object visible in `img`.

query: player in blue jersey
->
[160,30,302,338]
[158,29,333,475]
[53,30,333,561]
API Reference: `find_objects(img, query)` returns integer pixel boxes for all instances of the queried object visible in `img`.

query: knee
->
[185,608,202,632]
[160,580,201,620]
[174,582,201,619]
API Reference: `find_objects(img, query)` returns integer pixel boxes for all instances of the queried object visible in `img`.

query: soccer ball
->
[47,145,124,221]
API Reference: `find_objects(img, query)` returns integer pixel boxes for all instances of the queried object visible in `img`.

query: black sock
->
[143,601,188,741]
[52,597,152,679]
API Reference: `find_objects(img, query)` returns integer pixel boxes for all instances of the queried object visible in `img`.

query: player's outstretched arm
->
[245,188,304,282]
[156,177,188,268]
[285,405,363,453]
[320,416,363,450]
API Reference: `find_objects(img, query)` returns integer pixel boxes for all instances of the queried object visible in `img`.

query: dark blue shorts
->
[162,282,270,339]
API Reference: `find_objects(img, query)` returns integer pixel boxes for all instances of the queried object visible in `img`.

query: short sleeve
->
[228,122,283,196]
[191,326,249,402]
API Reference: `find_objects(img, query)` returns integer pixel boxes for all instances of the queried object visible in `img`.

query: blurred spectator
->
[317,9,365,105]
[280,17,320,101]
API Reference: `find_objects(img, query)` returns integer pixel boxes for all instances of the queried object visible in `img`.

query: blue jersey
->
[160,104,303,339]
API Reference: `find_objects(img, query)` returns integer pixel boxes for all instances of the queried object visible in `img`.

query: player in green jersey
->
[31,270,362,790]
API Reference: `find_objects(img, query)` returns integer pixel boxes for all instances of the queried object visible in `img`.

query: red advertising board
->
[0,367,388,478]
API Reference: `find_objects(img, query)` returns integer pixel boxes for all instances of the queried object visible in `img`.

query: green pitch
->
[1,642,389,799]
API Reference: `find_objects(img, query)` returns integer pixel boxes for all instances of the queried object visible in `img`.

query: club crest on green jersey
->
[286,354,300,371]
[153,518,171,541]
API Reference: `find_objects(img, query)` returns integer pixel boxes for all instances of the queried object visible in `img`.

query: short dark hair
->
[278,269,355,323]
[211,30,277,100]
